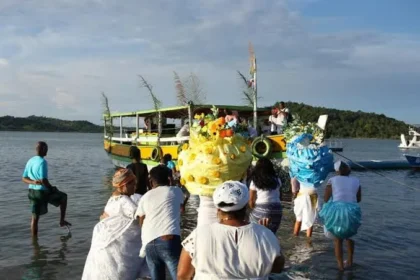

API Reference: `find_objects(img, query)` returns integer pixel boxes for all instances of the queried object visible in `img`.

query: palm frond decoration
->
[138,75,163,152]
[237,70,256,107]
[138,75,162,112]
[174,71,187,106]
[185,72,206,105]
[101,92,113,139]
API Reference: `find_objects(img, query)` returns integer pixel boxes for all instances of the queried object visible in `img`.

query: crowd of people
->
[22,136,362,279]
[171,102,292,141]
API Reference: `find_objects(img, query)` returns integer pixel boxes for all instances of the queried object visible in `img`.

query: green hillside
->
[276,102,409,139]
[0,116,103,133]
[0,103,411,138]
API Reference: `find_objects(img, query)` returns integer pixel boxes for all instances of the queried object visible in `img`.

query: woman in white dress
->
[82,168,149,280]
[177,181,285,280]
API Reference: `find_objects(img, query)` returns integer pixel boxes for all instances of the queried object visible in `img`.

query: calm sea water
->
[0,132,419,280]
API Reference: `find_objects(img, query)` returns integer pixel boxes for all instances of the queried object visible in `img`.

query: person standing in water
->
[126,146,149,195]
[22,141,71,237]
[319,161,362,271]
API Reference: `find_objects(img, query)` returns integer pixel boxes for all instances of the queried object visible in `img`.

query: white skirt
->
[293,187,320,231]
[82,216,149,280]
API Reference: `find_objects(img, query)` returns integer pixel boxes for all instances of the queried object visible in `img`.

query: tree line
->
[0,115,103,133]
[276,102,409,139]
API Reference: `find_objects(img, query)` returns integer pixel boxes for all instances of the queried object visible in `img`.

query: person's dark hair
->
[338,162,351,176]
[36,141,48,156]
[163,154,172,165]
[217,203,247,220]
[129,146,141,160]
[225,109,232,115]
[250,158,279,191]
[280,101,285,107]
[149,165,170,186]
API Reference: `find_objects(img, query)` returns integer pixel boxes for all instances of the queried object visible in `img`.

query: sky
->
[0,0,419,125]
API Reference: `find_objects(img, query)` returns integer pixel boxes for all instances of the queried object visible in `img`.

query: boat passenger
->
[144,117,157,133]
[225,109,239,127]
[177,181,285,280]
[177,122,190,139]
[248,158,283,234]
[319,161,362,271]
[163,153,177,183]
[136,165,187,280]
[22,141,71,238]
[260,119,271,136]
[126,146,149,195]
[82,168,149,280]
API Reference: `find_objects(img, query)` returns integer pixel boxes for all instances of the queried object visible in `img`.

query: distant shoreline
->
[0,130,401,141]
[0,130,103,133]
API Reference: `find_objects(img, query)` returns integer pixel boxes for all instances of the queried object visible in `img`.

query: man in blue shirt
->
[22,141,71,237]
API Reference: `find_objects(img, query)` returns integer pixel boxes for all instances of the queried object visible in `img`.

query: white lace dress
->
[82,195,149,280]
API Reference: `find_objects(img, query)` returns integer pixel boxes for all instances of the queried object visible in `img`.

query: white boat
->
[399,127,420,149]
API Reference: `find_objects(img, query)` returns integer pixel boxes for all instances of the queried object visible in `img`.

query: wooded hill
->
[0,103,411,139]
[0,116,103,133]
[276,102,409,139]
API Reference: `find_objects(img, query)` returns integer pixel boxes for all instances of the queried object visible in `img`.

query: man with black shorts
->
[22,141,71,237]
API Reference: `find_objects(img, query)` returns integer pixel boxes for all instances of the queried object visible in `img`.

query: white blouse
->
[328,176,360,203]
[249,179,281,204]
[104,195,138,219]
[182,223,281,280]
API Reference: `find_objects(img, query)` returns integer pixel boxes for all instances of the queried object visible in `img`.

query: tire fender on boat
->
[151,146,162,162]
[251,137,272,158]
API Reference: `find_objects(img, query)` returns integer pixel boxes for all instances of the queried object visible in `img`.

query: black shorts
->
[28,187,67,216]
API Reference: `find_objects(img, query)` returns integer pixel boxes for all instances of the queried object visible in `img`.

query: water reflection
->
[21,233,72,280]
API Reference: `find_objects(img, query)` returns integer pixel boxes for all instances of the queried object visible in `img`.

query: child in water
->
[319,161,362,271]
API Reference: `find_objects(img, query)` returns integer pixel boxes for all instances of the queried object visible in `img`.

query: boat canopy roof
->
[106,104,271,119]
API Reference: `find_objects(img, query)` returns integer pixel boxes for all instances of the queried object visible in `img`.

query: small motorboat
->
[399,127,420,149]
[404,154,420,168]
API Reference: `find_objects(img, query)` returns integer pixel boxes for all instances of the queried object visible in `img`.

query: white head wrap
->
[213,181,249,212]
[334,160,349,172]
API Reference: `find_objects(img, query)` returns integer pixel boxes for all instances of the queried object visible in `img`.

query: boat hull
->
[404,155,420,167]
[104,134,288,167]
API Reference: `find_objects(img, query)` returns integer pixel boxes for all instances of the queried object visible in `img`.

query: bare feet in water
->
[60,220,72,227]
[344,260,353,269]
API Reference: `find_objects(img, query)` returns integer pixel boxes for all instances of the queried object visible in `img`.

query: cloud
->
[0,58,8,67]
[0,0,419,124]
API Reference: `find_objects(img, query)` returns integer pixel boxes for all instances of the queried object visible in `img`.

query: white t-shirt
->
[182,223,281,280]
[136,186,184,257]
[328,176,360,203]
[249,179,281,204]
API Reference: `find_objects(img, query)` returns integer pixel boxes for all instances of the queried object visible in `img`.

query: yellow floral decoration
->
[178,107,252,197]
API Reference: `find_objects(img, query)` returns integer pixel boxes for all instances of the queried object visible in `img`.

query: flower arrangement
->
[178,106,253,196]
[284,116,333,188]
[191,105,249,140]
[283,117,324,145]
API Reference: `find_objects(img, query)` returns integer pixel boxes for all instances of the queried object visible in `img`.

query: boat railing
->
[106,135,190,145]
[324,139,343,149]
